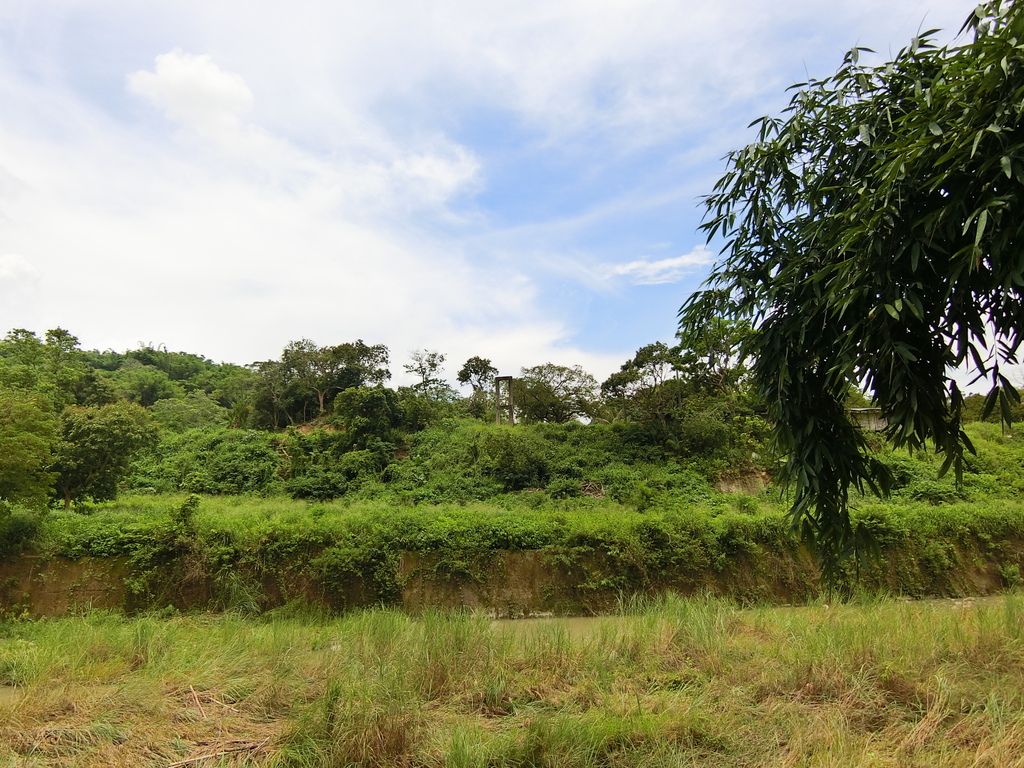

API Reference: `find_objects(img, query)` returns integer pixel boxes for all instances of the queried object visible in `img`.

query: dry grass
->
[1,594,1023,766]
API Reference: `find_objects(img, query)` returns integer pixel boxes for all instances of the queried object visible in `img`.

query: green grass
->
[2,595,1024,766]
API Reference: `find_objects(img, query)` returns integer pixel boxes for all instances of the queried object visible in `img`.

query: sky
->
[0,0,975,387]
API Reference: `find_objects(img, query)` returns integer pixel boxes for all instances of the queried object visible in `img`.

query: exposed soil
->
[1,543,1018,619]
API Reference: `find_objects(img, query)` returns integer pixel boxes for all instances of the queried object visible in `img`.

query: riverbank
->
[4,494,1024,617]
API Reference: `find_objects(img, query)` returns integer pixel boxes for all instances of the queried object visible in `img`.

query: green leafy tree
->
[150,391,230,433]
[42,328,86,405]
[599,338,766,471]
[514,363,599,423]
[679,2,1024,579]
[335,340,391,388]
[202,365,261,425]
[674,317,752,395]
[401,350,459,423]
[0,329,46,370]
[600,342,682,426]
[0,391,59,507]
[52,401,158,508]
[457,356,498,392]
[404,349,447,390]
[396,385,462,432]
[68,368,120,407]
[252,339,391,425]
[458,356,499,420]
[111,360,183,406]
[282,339,348,417]
[0,327,113,409]
[333,385,404,448]
[250,359,294,428]
[0,330,51,396]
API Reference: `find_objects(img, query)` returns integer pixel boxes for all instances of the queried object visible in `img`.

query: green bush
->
[476,427,550,491]
[130,427,282,495]
[0,503,43,557]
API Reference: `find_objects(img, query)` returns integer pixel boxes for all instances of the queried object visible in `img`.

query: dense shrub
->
[130,427,282,495]
[0,503,43,557]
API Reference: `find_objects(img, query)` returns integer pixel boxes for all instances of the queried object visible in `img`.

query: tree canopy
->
[0,391,58,508]
[679,2,1024,579]
[514,363,600,424]
[457,356,498,392]
[250,339,391,426]
[404,350,447,391]
[52,401,158,509]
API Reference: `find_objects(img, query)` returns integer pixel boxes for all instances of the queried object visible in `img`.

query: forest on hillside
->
[0,323,767,510]
[0,324,1020,514]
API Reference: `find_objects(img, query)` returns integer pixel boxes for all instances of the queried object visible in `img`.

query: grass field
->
[2,593,1024,767]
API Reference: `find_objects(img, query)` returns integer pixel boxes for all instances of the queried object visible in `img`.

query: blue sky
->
[0,0,972,386]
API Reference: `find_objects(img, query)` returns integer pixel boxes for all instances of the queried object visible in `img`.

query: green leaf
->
[976,208,989,246]
[981,386,1000,421]
[972,130,985,158]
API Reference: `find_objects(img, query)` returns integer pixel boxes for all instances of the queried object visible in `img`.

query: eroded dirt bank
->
[1,541,1019,618]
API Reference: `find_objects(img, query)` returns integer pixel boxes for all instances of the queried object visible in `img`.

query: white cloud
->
[0,253,39,285]
[604,246,715,285]
[125,49,481,216]
[126,49,252,135]
[0,0,979,378]
[0,88,538,372]
[179,0,969,152]
[0,254,41,324]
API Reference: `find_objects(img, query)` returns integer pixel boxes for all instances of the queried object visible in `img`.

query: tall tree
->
[673,318,752,396]
[281,339,344,417]
[335,340,391,389]
[679,2,1024,579]
[457,356,498,392]
[43,328,83,399]
[253,339,391,425]
[52,401,158,509]
[514,363,599,423]
[404,349,447,390]
[601,342,683,427]
[0,391,58,508]
[458,356,499,420]
[250,359,293,428]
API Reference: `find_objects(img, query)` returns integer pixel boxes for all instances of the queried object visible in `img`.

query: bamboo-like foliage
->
[681,2,1024,582]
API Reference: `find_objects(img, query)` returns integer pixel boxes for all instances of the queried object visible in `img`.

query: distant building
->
[849,407,886,431]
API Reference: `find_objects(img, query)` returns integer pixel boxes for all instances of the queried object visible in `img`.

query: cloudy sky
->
[0,0,973,385]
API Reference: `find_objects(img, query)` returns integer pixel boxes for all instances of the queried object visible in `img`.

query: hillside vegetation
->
[3,325,1024,606]
[0,326,769,509]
